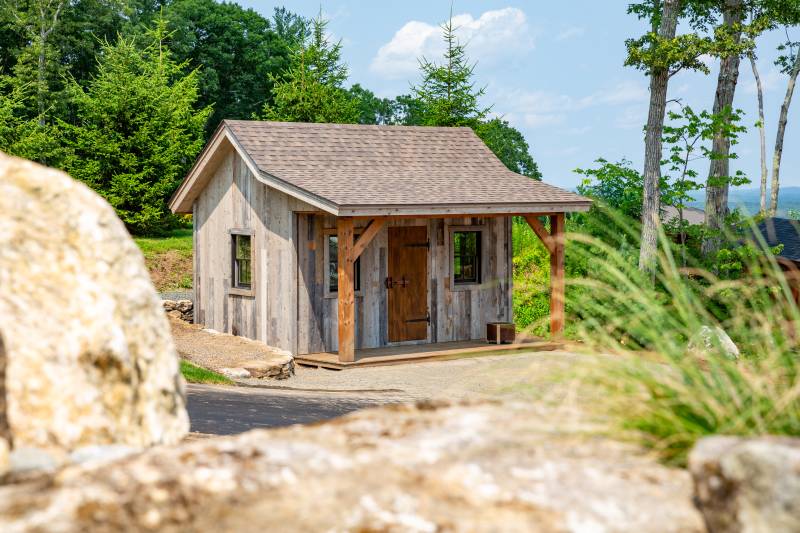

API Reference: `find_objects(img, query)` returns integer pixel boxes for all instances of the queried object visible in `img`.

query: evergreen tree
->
[260,12,357,123]
[412,14,490,127]
[60,18,211,234]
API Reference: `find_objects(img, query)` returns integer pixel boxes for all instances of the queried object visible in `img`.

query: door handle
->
[385,277,393,289]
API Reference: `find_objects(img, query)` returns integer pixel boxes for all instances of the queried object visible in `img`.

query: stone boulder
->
[690,436,800,533]
[0,153,189,460]
[686,325,740,360]
[0,401,704,532]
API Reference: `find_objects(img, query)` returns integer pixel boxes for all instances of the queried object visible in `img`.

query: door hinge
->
[406,314,430,324]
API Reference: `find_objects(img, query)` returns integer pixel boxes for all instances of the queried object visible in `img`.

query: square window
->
[453,231,481,285]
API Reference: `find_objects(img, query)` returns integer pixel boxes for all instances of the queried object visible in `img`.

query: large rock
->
[690,436,800,533]
[0,401,703,532]
[0,153,189,458]
[686,325,740,360]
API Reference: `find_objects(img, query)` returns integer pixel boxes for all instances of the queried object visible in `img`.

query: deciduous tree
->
[164,1,305,135]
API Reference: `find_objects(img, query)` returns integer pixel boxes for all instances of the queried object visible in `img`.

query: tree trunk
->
[639,0,680,274]
[750,53,768,215]
[770,44,800,215]
[38,23,46,127]
[702,0,744,257]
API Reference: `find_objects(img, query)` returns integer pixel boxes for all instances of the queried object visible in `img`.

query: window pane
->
[233,234,252,289]
[453,231,481,284]
[327,234,361,293]
[236,235,250,260]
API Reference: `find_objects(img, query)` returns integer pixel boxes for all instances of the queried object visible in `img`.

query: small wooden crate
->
[487,322,515,344]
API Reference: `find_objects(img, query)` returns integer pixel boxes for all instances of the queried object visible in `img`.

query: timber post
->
[523,213,566,339]
[549,213,565,337]
[337,217,356,362]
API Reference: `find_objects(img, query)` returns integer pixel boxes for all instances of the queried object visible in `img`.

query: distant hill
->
[688,187,800,217]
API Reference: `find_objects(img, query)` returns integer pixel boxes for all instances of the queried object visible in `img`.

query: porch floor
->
[295,336,562,370]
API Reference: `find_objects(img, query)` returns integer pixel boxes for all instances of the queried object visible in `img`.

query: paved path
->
[186,384,394,435]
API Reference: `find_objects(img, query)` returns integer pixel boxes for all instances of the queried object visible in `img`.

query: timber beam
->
[352,218,386,259]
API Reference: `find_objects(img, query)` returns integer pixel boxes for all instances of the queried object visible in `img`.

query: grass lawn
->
[134,228,193,292]
[180,360,232,385]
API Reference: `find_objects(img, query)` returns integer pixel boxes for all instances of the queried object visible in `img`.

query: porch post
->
[337,217,356,362]
[549,213,565,337]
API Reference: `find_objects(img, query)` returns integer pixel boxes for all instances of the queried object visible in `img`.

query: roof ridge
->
[223,119,474,131]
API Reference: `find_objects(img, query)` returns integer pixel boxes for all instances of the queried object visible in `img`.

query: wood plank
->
[337,217,356,362]
[549,213,566,338]
[524,215,555,254]
[297,338,561,369]
[352,217,385,259]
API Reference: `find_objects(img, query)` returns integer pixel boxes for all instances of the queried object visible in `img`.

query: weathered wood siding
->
[193,148,312,353]
[296,215,513,354]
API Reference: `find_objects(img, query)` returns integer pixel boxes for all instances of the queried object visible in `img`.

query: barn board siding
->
[193,149,313,352]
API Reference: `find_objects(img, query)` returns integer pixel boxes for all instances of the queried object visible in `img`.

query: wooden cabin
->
[169,121,591,364]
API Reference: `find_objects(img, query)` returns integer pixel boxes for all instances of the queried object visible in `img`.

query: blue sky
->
[241,1,799,191]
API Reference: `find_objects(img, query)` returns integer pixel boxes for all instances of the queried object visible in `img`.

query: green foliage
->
[180,360,232,385]
[474,118,542,179]
[412,15,490,127]
[0,75,66,164]
[576,159,653,220]
[260,12,358,124]
[134,228,193,257]
[60,19,211,234]
[569,211,800,464]
[164,1,305,134]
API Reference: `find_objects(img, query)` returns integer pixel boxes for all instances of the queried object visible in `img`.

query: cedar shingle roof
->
[171,120,591,215]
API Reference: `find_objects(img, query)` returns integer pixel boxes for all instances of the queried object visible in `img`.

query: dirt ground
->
[170,317,289,373]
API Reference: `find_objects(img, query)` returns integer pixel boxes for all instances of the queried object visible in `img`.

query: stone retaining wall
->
[162,299,193,323]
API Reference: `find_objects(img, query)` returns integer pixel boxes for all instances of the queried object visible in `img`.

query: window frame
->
[449,225,484,290]
[323,229,363,299]
[229,228,255,297]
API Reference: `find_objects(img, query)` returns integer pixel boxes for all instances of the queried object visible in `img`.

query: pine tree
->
[412,14,490,127]
[260,12,358,123]
[60,17,211,234]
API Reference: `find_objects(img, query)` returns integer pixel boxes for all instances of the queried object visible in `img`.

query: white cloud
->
[556,26,584,41]
[745,67,785,95]
[492,81,648,129]
[370,7,534,80]
[615,105,648,130]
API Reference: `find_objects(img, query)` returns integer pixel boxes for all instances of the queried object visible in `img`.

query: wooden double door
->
[387,226,429,342]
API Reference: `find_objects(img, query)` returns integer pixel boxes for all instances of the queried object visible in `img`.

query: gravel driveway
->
[241,349,600,403]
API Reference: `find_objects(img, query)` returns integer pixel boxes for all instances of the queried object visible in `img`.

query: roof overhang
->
[338,202,591,218]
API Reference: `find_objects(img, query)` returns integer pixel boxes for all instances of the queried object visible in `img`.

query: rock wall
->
[163,299,193,322]
[0,152,189,457]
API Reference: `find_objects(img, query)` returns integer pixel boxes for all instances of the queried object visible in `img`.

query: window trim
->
[229,228,255,297]
[323,229,363,299]
[449,225,484,290]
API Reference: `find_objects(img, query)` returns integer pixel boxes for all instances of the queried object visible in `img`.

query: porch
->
[333,213,569,363]
[296,336,563,370]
